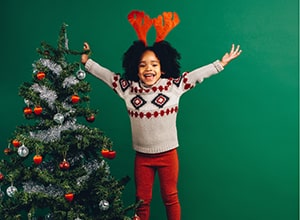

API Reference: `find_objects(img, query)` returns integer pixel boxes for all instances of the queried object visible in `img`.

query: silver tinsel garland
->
[22,160,110,195]
[29,120,84,143]
[62,75,79,88]
[31,83,57,110]
[38,59,62,75]
[23,181,64,197]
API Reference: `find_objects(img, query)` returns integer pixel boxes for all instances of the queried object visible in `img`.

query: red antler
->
[152,12,180,42]
[128,10,152,45]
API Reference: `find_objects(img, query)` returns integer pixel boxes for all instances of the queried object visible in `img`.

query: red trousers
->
[134,149,181,220]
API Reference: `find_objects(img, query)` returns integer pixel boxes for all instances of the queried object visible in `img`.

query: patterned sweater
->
[85,59,224,154]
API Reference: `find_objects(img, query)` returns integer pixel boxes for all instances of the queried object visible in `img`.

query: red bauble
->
[107,151,116,159]
[33,155,43,165]
[36,72,46,80]
[12,139,21,148]
[101,149,109,158]
[0,172,4,181]
[132,214,141,220]
[4,147,12,155]
[34,106,43,115]
[59,159,70,170]
[64,193,74,202]
[71,95,80,104]
[23,107,32,115]
[86,114,95,122]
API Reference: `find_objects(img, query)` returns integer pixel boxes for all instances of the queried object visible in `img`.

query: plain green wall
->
[0,0,298,219]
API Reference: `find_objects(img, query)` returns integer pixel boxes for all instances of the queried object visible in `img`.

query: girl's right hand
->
[81,42,90,64]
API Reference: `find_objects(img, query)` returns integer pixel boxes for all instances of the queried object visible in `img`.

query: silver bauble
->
[76,69,86,80]
[99,199,110,211]
[54,113,64,124]
[18,145,29,157]
[6,185,17,197]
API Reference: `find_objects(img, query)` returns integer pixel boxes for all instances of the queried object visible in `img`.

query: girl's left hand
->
[220,44,242,67]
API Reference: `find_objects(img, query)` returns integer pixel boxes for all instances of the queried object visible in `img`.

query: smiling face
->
[138,50,162,86]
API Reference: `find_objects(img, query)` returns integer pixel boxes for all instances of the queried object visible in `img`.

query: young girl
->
[81,11,241,220]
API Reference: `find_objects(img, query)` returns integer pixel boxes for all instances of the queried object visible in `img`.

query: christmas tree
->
[0,23,138,220]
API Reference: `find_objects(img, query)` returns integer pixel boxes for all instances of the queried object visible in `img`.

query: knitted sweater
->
[85,59,224,154]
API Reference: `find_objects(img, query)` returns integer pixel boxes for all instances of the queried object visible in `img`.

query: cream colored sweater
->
[85,59,223,154]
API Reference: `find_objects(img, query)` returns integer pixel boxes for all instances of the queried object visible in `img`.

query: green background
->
[0,0,298,219]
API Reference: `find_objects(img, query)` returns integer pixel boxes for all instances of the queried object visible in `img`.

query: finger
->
[230,44,235,53]
[83,42,90,50]
[234,45,240,54]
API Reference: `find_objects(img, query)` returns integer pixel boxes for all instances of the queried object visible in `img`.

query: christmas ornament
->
[71,94,80,104]
[18,145,29,157]
[86,114,95,122]
[12,139,21,147]
[33,155,43,165]
[4,146,12,155]
[107,151,116,159]
[53,113,64,124]
[6,185,17,197]
[34,106,43,115]
[64,192,74,202]
[76,68,86,80]
[133,214,141,220]
[101,149,109,158]
[23,107,33,115]
[36,71,46,80]
[74,217,82,220]
[59,159,70,170]
[99,200,110,211]
[0,172,4,181]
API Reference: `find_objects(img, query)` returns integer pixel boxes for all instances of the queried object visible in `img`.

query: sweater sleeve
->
[84,59,127,98]
[188,60,224,83]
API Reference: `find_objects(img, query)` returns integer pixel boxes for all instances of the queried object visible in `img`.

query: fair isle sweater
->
[85,59,224,154]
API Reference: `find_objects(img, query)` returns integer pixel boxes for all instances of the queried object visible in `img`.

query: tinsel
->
[62,75,79,88]
[38,58,62,75]
[29,120,84,143]
[76,160,110,186]
[22,181,64,197]
[31,83,57,110]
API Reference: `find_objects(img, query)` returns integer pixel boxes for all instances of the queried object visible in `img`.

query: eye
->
[139,63,146,68]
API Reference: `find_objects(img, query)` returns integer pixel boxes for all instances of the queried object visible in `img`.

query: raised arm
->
[220,44,242,67]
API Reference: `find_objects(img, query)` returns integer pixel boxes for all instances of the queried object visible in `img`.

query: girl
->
[81,11,242,220]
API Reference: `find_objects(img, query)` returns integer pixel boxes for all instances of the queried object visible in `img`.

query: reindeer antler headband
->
[127,10,180,45]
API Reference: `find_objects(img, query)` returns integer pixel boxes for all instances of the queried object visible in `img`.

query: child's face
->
[138,50,162,86]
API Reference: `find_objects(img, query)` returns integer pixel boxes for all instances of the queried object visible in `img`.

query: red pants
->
[134,149,181,220]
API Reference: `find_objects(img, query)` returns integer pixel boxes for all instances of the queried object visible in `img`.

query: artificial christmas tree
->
[0,23,138,220]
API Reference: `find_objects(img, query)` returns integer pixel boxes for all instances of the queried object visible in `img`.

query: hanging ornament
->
[0,172,4,181]
[86,114,95,122]
[36,71,46,80]
[18,145,29,157]
[53,113,64,124]
[6,184,18,197]
[34,106,43,115]
[33,154,43,165]
[71,94,80,104]
[4,144,12,155]
[59,159,70,170]
[74,217,82,220]
[133,214,141,220]
[23,107,33,115]
[99,199,110,211]
[64,192,74,202]
[76,67,86,80]
[101,149,116,160]
[12,139,21,148]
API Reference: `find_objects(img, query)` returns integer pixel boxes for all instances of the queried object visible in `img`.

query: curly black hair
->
[122,40,181,82]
